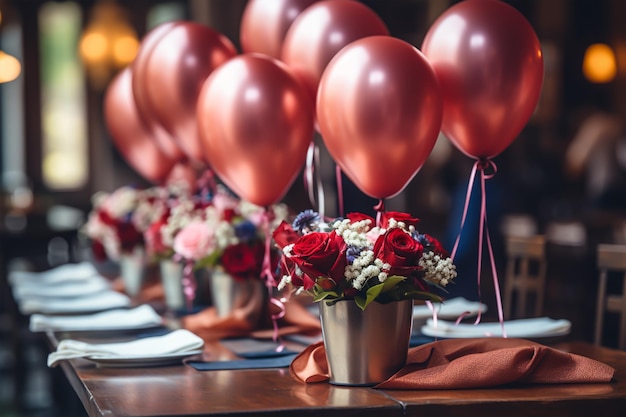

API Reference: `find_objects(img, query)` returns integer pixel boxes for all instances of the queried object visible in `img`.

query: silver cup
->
[319,299,413,386]
[119,246,145,297]
[159,259,184,311]
[208,267,265,319]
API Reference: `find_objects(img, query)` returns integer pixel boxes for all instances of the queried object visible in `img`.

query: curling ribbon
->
[260,208,285,344]
[336,165,344,218]
[303,142,327,220]
[374,199,386,227]
[173,254,197,312]
[450,159,506,337]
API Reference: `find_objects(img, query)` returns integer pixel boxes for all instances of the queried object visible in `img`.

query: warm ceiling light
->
[583,43,617,83]
[78,0,138,89]
[80,31,109,62]
[112,35,139,66]
[0,50,21,83]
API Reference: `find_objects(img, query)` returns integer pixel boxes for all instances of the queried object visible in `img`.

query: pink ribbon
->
[260,208,285,344]
[173,254,196,312]
[303,142,327,220]
[450,159,506,337]
[336,165,344,218]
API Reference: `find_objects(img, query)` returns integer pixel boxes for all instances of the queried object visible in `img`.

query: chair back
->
[595,244,626,349]
[503,235,547,320]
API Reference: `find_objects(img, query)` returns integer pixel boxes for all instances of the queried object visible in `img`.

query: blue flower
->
[234,220,257,242]
[292,210,321,233]
[346,246,361,264]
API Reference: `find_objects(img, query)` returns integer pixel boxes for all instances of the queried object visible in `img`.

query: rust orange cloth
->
[183,298,321,342]
[290,338,615,389]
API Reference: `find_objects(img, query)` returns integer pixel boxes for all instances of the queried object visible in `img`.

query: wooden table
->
[49,331,626,417]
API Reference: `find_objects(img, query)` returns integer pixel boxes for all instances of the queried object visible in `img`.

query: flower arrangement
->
[171,186,288,281]
[272,210,457,310]
[83,186,166,261]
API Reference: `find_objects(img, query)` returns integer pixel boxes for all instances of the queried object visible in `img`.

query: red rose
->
[116,222,143,251]
[221,243,258,280]
[346,212,375,225]
[290,231,347,285]
[272,221,300,248]
[373,228,423,276]
[423,233,450,257]
[144,217,169,256]
[380,212,420,229]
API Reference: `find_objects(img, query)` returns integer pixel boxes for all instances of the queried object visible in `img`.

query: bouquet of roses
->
[172,186,288,281]
[272,210,457,310]
[83,186,165,261]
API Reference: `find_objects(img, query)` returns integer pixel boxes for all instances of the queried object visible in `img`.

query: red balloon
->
[104,68,177,184]
[421,0,544,159]
[317,36,442,199]
[132,21,186,162]
[140,22,238,163]
[197,54,314,206]
[281,0,389,104]
[240,0,319,59]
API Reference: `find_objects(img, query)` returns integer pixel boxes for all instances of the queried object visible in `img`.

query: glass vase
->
[319,299,413,386]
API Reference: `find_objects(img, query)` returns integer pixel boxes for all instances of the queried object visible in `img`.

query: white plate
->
[87,350,204,368]
[421,317,571,339]
[413,297,488,320]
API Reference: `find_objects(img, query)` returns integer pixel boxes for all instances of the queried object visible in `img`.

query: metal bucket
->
[208,267,265,319]
[319,299,413,386]
[159,259,184,311]
[119,246,145,297]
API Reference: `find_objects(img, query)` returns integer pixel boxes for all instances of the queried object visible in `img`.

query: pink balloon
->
[240,0,319,59]
[421,0,544,159]
[132,22,186,162]
[281,0,389,105]
[317,36,442,199]
[197,54,314,207]
[140,22,238,163]
[104,68,176,184]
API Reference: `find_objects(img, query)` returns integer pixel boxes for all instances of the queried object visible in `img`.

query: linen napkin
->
[413,297,488,319]
[182,298,321,342]
[9,262,99,286]
[421,317,571,338]
[290,338,615,388]
[19,290,131,315]
[30,304,163,332]
[13,275,111,301]
[47,329,204,367]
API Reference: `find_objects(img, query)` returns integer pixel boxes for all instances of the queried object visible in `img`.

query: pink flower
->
[173,221,215,261]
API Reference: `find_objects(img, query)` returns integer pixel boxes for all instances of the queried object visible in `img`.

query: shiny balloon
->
[281,0,389,104]
[421,0,544,159]
[141,22,238,163]
[240,0,319,59]
[317,36,442,199]
[131,21,186,162]
[104,68,176,184]
[197,54,314,207]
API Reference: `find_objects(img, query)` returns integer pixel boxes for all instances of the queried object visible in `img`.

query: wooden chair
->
[503,235,547,320]
[595,244,626,349]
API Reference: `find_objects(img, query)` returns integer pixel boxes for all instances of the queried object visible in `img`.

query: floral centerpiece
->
[272,210,457,310]
[171,186,288,281]
[83,185,165,261]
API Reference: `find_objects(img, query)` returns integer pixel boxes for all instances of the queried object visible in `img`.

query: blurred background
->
[1,0,626,416]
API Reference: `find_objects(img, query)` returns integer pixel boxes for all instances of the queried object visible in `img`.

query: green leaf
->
[355,295,367,310]
[380,275,406,293]
[313,290,340,302]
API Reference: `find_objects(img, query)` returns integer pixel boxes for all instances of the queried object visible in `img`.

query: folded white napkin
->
[13,275,111,301]
[421,317,572,338]
[47,329,205,367]
[30,305,163,332]
[413,297,488,319]
[19,290,131,315]
[9,262,99,286]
